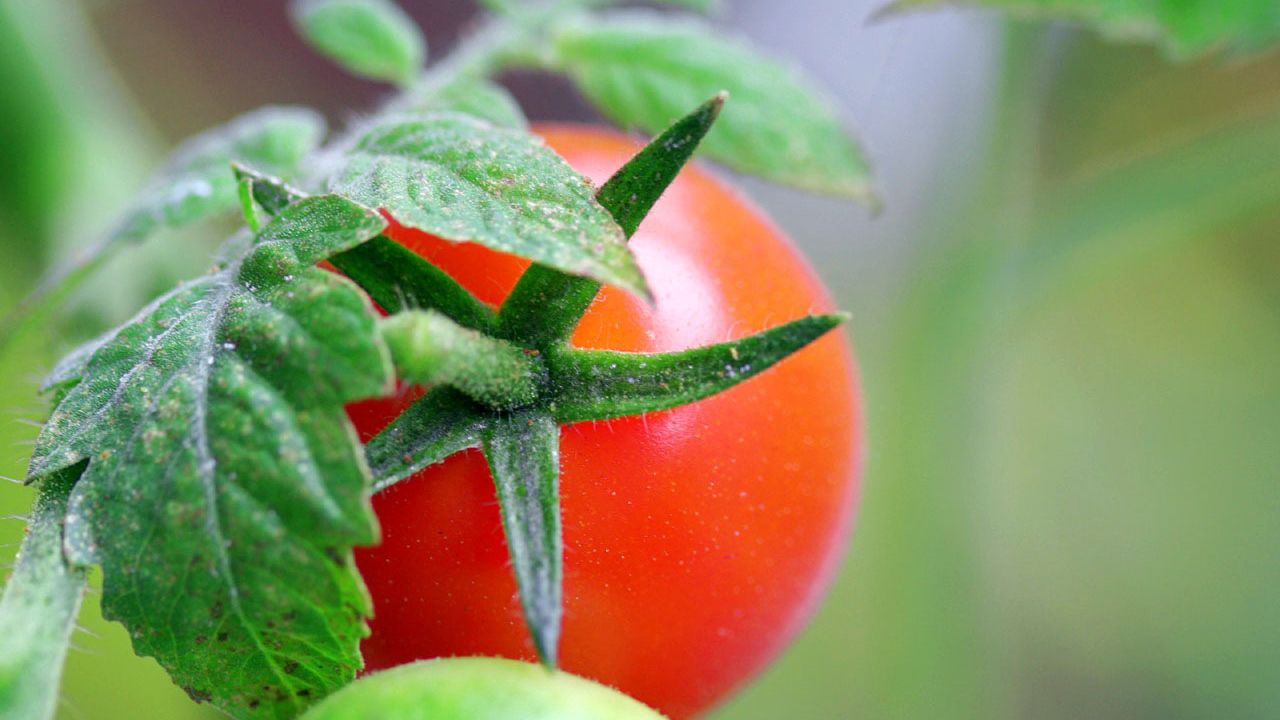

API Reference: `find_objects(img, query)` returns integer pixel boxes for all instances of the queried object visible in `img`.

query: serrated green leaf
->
[328,112,650,298]
[548,313,845,423]
[26,196,391,719]
[887,0,1280,58]
[364,387,491,491]
[481,410,562,666]
[380,311,542,409]
[397,76,528,129]
[554,14,875,202]
[234,164,498,332]
[1,107,327,348]
[497,93,724,347]
[291,0,426,85]
[0,464,87,720]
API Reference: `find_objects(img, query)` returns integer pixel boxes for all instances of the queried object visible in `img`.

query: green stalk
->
[380,311,544,409]
[0,465,86,720]
[854,23,1054,719]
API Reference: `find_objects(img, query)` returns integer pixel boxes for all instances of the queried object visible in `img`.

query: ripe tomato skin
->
[348,126,863,719]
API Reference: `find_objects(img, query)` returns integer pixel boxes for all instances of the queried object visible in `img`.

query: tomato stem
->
[380,311,545,410]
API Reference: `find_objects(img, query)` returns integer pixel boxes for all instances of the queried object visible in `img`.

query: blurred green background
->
[1,1,1277,718]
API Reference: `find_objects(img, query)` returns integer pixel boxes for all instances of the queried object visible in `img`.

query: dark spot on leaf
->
[217,631,229,642]
[210,601,224,619]
[283,661,299,674]
[297,689,312,698]
[183,686,212,703]
[195,634,207,644]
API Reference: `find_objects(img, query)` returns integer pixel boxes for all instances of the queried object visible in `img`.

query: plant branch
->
[381,311,544,410]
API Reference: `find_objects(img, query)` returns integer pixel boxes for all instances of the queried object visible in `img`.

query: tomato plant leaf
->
[548,313,846,423]
[2,107,326,347]
[112,106,327,246]
[887,0,1280,58]
[553,13,875,202]
[396,76,529,129]
[497,94,724,347]
[235,164,498,331]
[25,196,392,719]
[234,164,308,215]
[0,464,87,720]
[329,112,650,299]
[364,387,491,491]
[480,410,562,666]
[380,311,542,409]
[291,0,426,85]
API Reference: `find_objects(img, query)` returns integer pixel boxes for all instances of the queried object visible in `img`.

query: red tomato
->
[347,126,862,719]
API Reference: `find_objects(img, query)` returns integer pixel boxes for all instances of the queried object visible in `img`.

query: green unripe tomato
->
[300,657,667,720]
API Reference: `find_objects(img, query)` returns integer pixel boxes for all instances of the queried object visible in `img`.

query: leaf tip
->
[531,620,560,669]
[620,268,656,306]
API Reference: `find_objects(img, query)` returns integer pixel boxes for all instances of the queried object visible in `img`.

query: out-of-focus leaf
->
[888,0,1280,58]
[291,0,426,85]
[553,13,875,202]
[397,76,528,129]
[1,107,326,348]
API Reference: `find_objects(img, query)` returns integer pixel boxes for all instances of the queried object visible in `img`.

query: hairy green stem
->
[0,465,86,720]
[381,311,544,410]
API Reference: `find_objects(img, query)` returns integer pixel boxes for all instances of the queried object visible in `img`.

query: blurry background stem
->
[853,24,1055,719]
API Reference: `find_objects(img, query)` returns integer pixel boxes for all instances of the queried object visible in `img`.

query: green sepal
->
[291,0,426,86]
[235,164,497,332]
[364,387,492,491]
[380,310,544,410]
[332,239,498,330]
[0,463,87,720]
[481,410,562,666]
[548,313,846,423]
[497,94,725,347]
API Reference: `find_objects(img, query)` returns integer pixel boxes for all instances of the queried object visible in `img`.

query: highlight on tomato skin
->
[347,125,863,719]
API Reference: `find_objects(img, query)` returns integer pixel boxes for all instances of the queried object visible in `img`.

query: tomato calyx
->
[238,93,849,668]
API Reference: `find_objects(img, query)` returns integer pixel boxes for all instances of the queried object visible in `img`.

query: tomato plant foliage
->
[10,0,1271,718]
[0,2,876,717]
[29,197,391,718]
